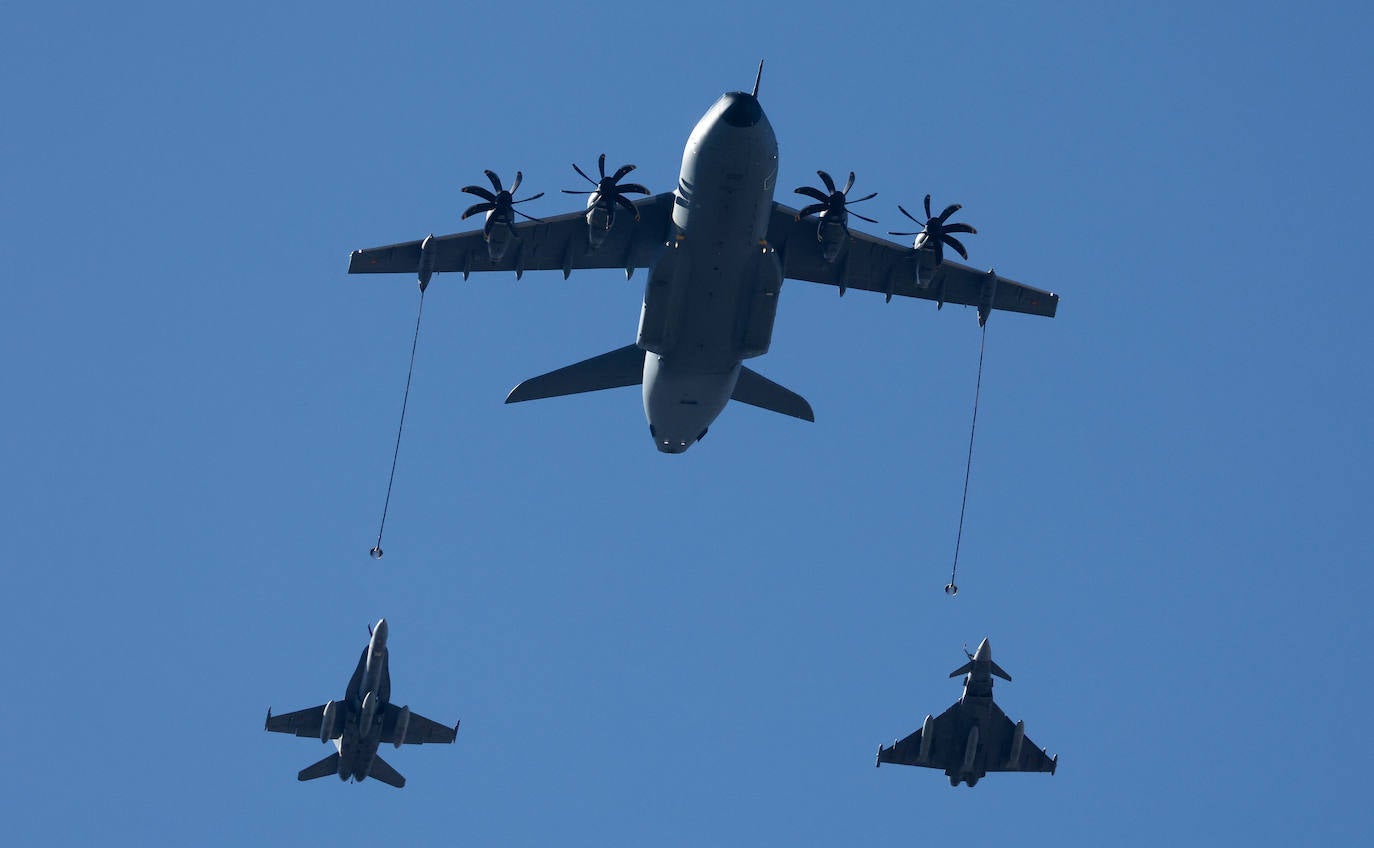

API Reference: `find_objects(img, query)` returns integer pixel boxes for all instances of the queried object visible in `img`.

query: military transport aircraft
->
[348,66,1058,453]
[265,619,458,788]
[876,638,1057,787]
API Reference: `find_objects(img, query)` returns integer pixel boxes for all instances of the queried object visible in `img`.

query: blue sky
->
[4,1,1372,845]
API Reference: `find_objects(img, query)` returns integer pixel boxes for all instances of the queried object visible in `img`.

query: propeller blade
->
[572,162,598,186]
[613,194,641,219]
[610,164,636,183]
[598,153,607,179]
[617,182,651,195]
[485,170,504,193]
[512,191,544,203]
[924,194,933,219]
[897,204,921,224]
[846,191,877,204]
[562,189,593,195]
[937,203,962,223]
[462,201,494,219]
[795,186,829,203]
[850,210,879,224]
[510,171,523,194]
[842,171,856,194]
[931,240,944,265]
[943,222,977,235]
[942,234,969,260]
[817,170,837,193]
[888,230,921,236]
[796,202,828,218]
[462,185,496,201]
[514,209,545,223]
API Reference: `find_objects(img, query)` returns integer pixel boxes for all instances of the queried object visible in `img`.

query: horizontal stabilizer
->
[731,366,814,422]
[506,344,645,404]
[368,754,406,788]
[948,659,1012,681]
[297,752,340,782]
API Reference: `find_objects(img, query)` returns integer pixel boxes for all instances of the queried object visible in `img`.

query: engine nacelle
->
[961,725,979,773]
[393,705,411,749]
[360,691,378,732]
[484,218,513,263]
[1007,720,1025,767]
[586,195,614,250]
[816,213,847,263]
[320,700,338,743]
[917,714,935,763]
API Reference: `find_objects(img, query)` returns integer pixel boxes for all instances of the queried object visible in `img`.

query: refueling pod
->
[961,725,979,773]
[1007,720,1025,767]
[320,700,338,743]
[393,706,411,749]
[917,714,935,763]
[360,691,378,732]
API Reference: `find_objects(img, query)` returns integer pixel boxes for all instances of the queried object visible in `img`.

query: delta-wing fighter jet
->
[265,619,458,788]
[348,65,1058,453]
[876,638,1057,787]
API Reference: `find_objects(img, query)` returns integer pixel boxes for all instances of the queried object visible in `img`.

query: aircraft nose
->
[719,92,762,128]
[374,619,388,643]
[975,637,991,660]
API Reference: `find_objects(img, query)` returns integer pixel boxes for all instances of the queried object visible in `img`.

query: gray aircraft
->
[348,66,1058,453]
[876,638,1057,787]
[265,619,458,788]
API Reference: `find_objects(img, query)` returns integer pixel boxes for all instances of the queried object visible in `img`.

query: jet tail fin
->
[506,344,645,404]
[731,366,814,422]
[368,754,406,788]
[297,752,340,782]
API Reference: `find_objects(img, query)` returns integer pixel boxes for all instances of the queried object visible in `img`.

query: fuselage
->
[336,619,390,782]
[638,92,780,453]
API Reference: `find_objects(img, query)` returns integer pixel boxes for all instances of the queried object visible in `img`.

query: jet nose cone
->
[719,92,763,127]
[974,637,991,660]
[374,619,388,642]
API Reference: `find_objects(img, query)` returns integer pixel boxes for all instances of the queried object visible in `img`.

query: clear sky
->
[4,2,1371,845]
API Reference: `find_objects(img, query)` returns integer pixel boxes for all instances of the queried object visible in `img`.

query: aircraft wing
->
[767,204,1058,320]
[876,703,963,769]
[378,704,459,745]
[347,192,677,282]
[984,704,1058,774]
[265,704,327,738]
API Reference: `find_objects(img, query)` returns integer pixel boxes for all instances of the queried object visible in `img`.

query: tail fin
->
[297,752,340,782]
[505,344,645,404]
[731,366,814,422]
[367,754,406,788]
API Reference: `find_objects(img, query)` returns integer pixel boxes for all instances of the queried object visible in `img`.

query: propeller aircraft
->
[348,66,1058,453]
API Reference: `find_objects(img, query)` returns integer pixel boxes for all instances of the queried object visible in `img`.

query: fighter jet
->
[265,619,458,788]
[876,638,1057,787]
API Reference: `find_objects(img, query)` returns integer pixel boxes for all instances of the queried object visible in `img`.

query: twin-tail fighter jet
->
[348,65,1058,453]
[265,619,458,787]
[876,638,1057,787]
